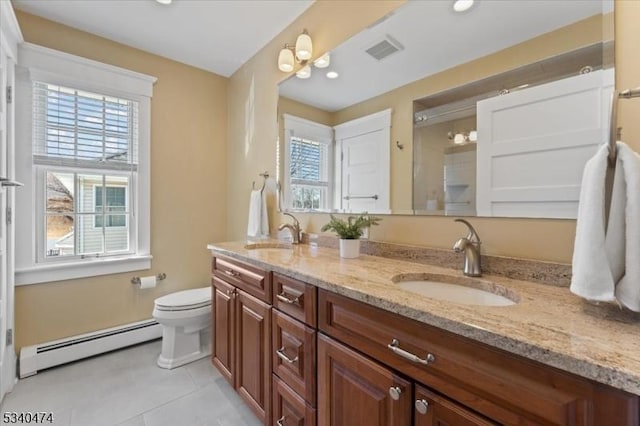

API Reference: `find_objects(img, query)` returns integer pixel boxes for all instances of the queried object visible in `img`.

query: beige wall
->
[228,0,639,265]
[14,12,228,350]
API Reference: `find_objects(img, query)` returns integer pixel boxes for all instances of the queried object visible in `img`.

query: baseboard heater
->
[19,319,162,378]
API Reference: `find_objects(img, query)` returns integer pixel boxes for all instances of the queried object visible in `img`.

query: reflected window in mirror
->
[283,114,333,210]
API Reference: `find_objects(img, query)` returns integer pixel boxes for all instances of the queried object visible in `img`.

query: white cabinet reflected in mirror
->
[277,0,614,219]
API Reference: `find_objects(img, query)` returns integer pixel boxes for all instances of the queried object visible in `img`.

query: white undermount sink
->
[392,273,518,307]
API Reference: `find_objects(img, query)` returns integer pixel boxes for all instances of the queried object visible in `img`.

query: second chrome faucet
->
[453,218,482,277]
[278,212,302,244]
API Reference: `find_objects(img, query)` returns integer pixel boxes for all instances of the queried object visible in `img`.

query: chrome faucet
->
[452,218,482,277]
[278,212,302,244]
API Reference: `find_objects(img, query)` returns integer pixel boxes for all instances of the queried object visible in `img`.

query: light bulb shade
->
[468,130,478,142]
[295,32,313,61]
[296,65,311,79]
[453,0,474,12]
[314,53,330,68]
[326,71,339,79]
[278,48,294,72]
[454,133,466,144]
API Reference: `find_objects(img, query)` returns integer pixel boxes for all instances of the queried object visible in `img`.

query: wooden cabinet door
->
[414,385,497,426]
[236,289,272,424]
[212,277,235,386]
[318,333,411,426]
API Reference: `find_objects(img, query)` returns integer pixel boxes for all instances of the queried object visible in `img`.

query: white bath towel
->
[571,142,640,312]
[247,190,269,238]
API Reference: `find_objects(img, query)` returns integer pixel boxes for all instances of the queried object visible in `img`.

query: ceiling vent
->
[365,35,404,61]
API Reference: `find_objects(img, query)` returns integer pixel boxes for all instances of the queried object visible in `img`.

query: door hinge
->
[6,329,12,346]
[6,86,12,104]
[6,206,11,225]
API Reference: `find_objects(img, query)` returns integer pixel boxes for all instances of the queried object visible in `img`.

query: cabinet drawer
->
[272,310,316,406]
[213,256,271,303]
[414,385,497,426]
[318,289,638,426]
[273,375,316,426]
[273,273,317,327]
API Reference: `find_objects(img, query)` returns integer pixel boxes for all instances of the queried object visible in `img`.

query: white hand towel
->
[571,142,640,312]
[247,189,270,239]
[570,144,619,303]
[614,143,640,311]
[259,190,269,238]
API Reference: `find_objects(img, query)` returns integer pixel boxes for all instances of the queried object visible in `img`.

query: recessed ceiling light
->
[156,0,172,5]
[326,71,339,79]
[453,0,474,13]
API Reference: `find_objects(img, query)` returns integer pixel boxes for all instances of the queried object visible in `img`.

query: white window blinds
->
[32,82,139,171]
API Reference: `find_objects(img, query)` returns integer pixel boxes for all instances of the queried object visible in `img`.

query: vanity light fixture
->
[278,31,336,80]
[453,0,474,13]
[296,65,312,79]
[278,29,313,72]
[156,0,172,4]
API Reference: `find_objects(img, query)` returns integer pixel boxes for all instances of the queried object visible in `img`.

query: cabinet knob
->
[415,399,429,415]
[276,415,286,426]
[226,289,235,298]
[389,386,402,400]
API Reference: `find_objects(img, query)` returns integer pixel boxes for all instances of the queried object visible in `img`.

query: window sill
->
[15,255,153,286]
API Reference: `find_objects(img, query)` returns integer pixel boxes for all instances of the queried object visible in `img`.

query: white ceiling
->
[279,0,611,112]
[12,0,314,77]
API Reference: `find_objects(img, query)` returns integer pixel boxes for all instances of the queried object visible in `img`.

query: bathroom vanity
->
[208,242,640,426]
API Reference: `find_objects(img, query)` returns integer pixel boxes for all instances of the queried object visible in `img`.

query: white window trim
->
[282,114,334,211]
[15,43,156,286]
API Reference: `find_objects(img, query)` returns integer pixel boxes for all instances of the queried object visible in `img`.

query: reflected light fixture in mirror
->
[297,65,312,79]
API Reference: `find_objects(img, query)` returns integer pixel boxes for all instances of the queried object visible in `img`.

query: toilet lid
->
[154,287,211,311]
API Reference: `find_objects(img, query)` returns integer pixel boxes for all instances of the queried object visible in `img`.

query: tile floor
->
[0,340,261,426]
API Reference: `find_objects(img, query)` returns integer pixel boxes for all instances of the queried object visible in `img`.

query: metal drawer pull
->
[224,269,241,278]
[387,339,435,365]
[389,386,402,400]
[276,416,286,426]
[276,293,300,305]
[415,399,429,415]
[276,347,299,364]
[226,289,235,298]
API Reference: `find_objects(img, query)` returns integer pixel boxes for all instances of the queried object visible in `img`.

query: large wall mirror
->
[277,0,614,219]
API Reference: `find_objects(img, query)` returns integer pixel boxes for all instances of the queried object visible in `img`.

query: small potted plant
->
[321,214,381,258]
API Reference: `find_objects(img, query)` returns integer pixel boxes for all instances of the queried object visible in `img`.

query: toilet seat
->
[154,287,211,312]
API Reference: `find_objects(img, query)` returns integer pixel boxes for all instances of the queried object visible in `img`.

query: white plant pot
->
[339,239,360,259]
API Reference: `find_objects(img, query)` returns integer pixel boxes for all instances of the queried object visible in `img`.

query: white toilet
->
[152,287,212,369]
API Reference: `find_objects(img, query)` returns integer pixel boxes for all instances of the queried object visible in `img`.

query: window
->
[283,115,333,210]
[289,136,330,209]
[94,186,127,228]
[16,43,155,285]
[37,83,136,259]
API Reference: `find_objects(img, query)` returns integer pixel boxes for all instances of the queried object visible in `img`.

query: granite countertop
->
[207,241,640,395]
